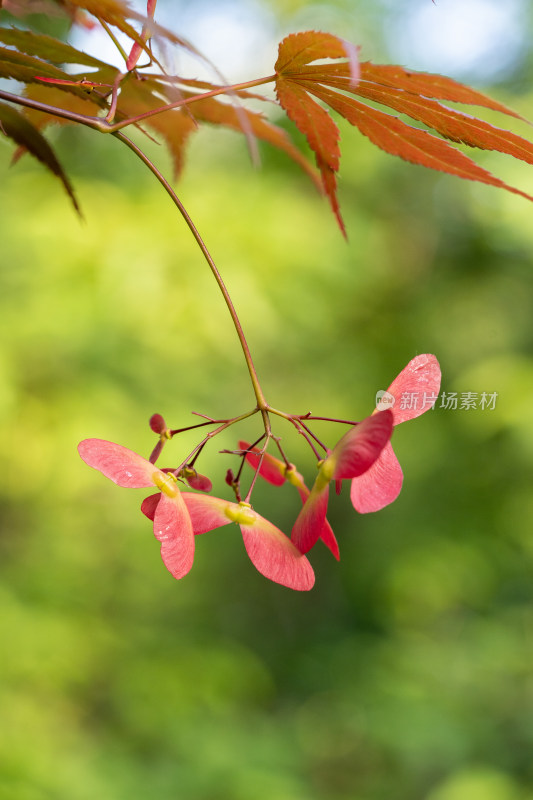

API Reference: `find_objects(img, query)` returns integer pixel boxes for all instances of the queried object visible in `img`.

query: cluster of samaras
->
[79,355,441,590]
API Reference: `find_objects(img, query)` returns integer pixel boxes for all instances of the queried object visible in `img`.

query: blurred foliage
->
[1,3,533,799]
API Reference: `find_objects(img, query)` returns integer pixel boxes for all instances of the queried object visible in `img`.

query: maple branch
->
[173,408,259,475]
[101,75,277,131]
[0,87,104,129]
[302,415,360,425]
[169,419,222,436]
[297,419,329,453]
[111,130,270,412]
[272,437,293,471]
[291,423,322,461]
[267,406,324,460]
[105,71,125,123]
[0,74,276,134]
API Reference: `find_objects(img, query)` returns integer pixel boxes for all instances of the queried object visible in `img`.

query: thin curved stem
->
[0,81,273,415]
[169,419,221,436]
[268,406,323,461]
[174,407,259,474]
[0,86,104,128]
[298,420,328,453]
[301,414,360,425]
[98,18,130,64]
[103,75,276,132]
[0,75,276,134]
[112,130,268,410]
[242,427,278,504]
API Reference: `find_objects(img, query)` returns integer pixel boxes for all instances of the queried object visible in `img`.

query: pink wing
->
[386,354,441,424]
[182,492,315,589]
[153,493,195,579]
[78,439,156,488]
[291,482,330,555]
[295,484,339,560]
[350,441,403,513]
[240,517,315,591]
[141,493,160,520]
[332,410,393,480]
[181,493,233,535]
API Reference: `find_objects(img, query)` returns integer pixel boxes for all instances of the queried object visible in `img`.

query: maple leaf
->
[67,0,150,45]
[3,11,532,229]
[275,31,533,234]
[0,43,93,89]
[178,92,322,188]
[275,31,360,236]
[109,70,322,185]
[0,27,108,69]
[2,1,93,28]
[0,100,80,212]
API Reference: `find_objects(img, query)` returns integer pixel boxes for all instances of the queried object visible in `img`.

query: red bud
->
[185,471,213,493]
[150,413,166,434]
[225,469,235,487]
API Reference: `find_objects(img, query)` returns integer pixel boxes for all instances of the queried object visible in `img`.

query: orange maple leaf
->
[275,30,533,234]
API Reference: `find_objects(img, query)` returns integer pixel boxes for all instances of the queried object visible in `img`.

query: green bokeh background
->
[1,3,533,799]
